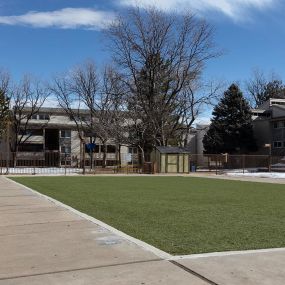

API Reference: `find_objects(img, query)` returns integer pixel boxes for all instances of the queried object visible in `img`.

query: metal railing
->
[0,152,284,175]
[188,154,285,174]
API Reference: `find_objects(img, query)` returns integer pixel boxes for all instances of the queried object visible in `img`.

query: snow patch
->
[227,172,285,179]
[1,167,82,175]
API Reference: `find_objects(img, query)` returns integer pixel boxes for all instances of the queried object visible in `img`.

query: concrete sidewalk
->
[1,177,285,285]
[0,177,207,284]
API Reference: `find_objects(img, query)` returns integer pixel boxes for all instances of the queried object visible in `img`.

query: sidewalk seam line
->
[0,219,83,228]
[0,259,162,281]
[170,260,220,285]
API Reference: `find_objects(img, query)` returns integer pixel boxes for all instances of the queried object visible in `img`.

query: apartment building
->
[252,98,285,156]
[5,107,137,167]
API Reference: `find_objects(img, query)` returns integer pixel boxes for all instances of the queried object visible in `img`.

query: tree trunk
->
[138,145,145,167]
[102,142,107,168]
[89,137,94,170]
[82,142,86,174]
[116,144,121,167]
[13,144,18,168]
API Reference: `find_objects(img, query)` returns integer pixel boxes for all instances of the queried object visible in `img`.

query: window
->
[272,101,285,106]
[61,146,71,153]
[32,129,44,136]
[39,114,50,120]
[273,122,284,129]
[60,130,71,138]
[128,147,138,154]
[18,144,43,152]
[61,160,71,166]
[273,141,282,148]
[31,114,38,120]
[107,145,116,153]
[94,145,100,153]
[106,160,117,166]
[19,129,43,136]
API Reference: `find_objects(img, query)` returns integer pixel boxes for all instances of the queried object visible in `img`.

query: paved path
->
[0,177,207,284]
[1,177,285,284]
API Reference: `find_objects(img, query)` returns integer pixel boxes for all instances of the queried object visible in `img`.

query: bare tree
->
[9,76,49,166]
[51,61,124,169]
[107,7,220,153]
[101,67,128,165]
[177,80,224,147]
[245,69,268,107]
[245,69,285,107]
[0,70,10,95]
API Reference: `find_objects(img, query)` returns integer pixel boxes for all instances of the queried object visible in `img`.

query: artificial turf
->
[10,176,285,255]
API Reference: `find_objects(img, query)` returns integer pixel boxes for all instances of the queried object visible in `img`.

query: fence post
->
[208,156,211,172]
[83,142,86,175]
[6,151,9,175]
[242,155,245,174]
[65,153,67,176]
[268,155,272,172]
[215,155,218,175]
[33,156,36,175]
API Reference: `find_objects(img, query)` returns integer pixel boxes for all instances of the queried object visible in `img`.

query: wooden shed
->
[151,146,190,173]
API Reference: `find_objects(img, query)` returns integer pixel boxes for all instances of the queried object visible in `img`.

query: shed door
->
[167,155,178,173]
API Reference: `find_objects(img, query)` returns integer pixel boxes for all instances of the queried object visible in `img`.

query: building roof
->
[20,107,129,117]
[156,146,191,154]
[20,107,91,115]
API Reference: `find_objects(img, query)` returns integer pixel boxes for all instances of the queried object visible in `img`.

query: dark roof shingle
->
[156,146,191,154]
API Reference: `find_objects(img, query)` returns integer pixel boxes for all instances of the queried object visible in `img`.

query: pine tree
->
[203,84,257,154]
[130,52,178,148]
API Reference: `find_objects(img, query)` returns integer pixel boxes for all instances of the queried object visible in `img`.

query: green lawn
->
[11,176,285,255]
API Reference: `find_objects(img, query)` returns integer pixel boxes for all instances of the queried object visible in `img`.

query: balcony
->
[16,152,45,160]
[85,153,117,160]
[18,135,44,144]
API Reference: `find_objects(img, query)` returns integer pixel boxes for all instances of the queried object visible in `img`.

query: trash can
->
[190,162,196,172]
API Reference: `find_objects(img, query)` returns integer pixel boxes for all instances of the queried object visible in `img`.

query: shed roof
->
[156,146,191,154]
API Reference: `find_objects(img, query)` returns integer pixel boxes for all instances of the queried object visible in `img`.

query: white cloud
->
[0,8,115,29]
[119,0,276,21]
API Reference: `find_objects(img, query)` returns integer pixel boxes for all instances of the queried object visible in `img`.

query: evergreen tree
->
[129,53,178,148]
[203,84,257,154]
[0,89,10,139]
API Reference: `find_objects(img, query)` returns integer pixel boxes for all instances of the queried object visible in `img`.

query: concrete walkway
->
[0,177,207,284]
[1,177,285,284]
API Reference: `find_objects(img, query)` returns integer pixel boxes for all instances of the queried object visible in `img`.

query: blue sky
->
[0,0,284,89]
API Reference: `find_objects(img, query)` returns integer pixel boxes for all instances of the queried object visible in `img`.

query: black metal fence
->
[188,154,285,174]
[0,152,144,175]
[0,152,284,175]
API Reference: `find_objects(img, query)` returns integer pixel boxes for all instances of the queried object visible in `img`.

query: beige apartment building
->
[252,98,285,156]
[1,107,137,168]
